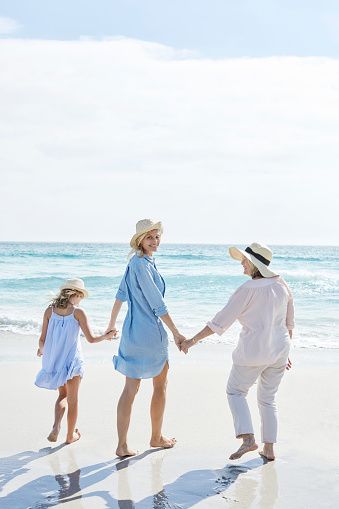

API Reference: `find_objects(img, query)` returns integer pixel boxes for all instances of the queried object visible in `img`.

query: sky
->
[0,1,338,245]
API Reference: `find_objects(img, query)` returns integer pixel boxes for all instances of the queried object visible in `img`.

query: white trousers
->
[226,358,287,443]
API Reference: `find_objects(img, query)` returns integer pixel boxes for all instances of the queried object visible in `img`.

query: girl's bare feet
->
[229,434,258,460]
[150,435,177,449]
[259,443,275,461]
[116,444,137,458]
[65,428,81,444]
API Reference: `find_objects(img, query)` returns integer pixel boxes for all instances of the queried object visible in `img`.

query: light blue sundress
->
[35,309,84,390]
[113,254,169,379]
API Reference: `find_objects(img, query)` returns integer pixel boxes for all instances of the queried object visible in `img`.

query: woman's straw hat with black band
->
[229,242,278,278]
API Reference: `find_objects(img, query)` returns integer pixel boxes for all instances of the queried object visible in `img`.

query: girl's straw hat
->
[130,219,163,250]
[59,278,89,298]
[229,242,278,278]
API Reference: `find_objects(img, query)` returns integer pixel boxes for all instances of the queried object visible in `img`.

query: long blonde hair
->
[51,289,83,309]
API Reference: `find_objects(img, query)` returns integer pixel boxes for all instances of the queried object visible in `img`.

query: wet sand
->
[1,339,339,508]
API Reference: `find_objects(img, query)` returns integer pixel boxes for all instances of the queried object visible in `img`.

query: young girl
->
[35,278,116,444]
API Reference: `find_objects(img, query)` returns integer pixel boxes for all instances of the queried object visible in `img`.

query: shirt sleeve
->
[115,269,128,302]
[207,286,251,336]
[279,278,295,330]
[135,262,168,317]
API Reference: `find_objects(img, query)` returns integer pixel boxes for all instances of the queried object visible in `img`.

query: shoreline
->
[1,331,339,366]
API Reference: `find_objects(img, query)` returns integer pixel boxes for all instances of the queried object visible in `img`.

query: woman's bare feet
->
[47,431,58,442]
[259,443,275,461]
[116,444,137,458]
[229,434,258,460]
[150,436,177,449]
[65,428,81,444]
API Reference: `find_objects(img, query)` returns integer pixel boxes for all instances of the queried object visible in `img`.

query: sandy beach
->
[1,336,339,508]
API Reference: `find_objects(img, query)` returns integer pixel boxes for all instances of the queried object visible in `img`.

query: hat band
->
[245,247,270,266]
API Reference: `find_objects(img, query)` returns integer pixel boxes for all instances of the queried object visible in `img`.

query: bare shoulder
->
[74,307,86,321]
[44,306,53,319]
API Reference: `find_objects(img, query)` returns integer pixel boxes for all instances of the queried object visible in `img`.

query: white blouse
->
[207,276,294,366]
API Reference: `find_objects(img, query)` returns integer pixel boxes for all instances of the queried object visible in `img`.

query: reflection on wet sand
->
[1,448,278,509]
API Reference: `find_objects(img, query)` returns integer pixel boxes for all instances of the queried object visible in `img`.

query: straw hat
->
[228,242,278,278]
[59,278,89,298]
[130,219,163,250]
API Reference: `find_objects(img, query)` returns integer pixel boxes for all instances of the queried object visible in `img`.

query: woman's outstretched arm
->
[105,299,123,334]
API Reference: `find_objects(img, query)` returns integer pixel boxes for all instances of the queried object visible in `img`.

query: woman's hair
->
[247,260,264,279]
[129,230,161,259]
[136,231,152,256]
[51,289,83,309]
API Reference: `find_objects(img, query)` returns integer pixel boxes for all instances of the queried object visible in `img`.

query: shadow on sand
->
[0,445,65,494]
[0,447,277,509]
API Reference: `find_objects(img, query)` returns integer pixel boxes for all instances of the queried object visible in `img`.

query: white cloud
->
[0,16,20,35]
[0,38,338,244]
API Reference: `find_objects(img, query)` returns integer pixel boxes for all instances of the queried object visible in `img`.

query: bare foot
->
[229,439,258,460]
[65,428,81,444]
[116,445,137,458]
[150,436,177,449]
[47,431,58,442]
[259,444,275,461]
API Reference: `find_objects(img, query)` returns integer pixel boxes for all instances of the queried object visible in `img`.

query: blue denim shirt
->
[113,254,169,379]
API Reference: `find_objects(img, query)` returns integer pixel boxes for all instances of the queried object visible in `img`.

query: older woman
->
[106,219,185,458]
[181,243,294,461]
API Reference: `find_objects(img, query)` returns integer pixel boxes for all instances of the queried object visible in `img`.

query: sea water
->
[0,242,338,349]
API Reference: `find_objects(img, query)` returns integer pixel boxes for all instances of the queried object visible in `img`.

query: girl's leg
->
[48,384,67,442]
[116,377,141,457]
[65,375,81,444]
[150,362,176,449]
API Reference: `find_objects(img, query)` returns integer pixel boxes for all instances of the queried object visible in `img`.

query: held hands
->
[173,332,186,351]
[180,339,196,355]
[105,328,119,341]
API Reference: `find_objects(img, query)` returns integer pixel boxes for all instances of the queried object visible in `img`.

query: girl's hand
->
[37,348,43,357]
[286,357,292,370]
[105,328,118,340]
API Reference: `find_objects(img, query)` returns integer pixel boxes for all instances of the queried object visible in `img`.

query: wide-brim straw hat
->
[59,278,89,298]
[130,219,163,250]
[228,242,278,278]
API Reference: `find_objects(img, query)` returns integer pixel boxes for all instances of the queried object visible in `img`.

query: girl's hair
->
[51,289,84,309]
[247,260,264,279]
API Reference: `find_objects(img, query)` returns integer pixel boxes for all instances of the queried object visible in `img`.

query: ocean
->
[0,242,338,349]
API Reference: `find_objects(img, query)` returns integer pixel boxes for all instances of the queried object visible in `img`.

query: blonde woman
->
[106,219,185,458]
[182,243,294,461]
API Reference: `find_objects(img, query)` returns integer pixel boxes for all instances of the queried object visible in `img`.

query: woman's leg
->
[48,384,67,442]
[116,377,141,457]
[257,362,286,460]
[65,375,81,444]
[150,362,176,448]
[227,364,262,460]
